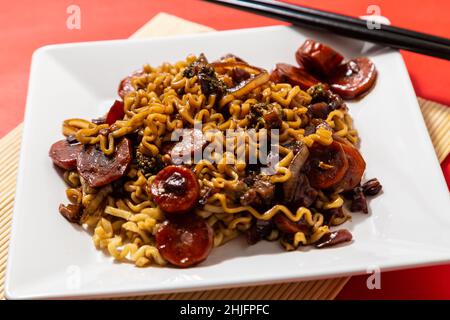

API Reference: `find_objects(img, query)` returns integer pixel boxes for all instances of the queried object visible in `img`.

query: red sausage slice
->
[329,57,377,99]
[49,140,83,170]
[118,70,145,98]
[156,214,213,267]
[296,40,344,77]
[334,142,366,192]
[150,165,200,214]
[270,63,320,90]
[305,141,349,189]
[105,100,125,125]
[77,138,132,188]
[169,129,206,164]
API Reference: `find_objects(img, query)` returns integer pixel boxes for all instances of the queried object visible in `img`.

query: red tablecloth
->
[1,0,449,299]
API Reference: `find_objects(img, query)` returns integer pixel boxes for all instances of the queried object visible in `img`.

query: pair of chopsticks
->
[205,0,450,60]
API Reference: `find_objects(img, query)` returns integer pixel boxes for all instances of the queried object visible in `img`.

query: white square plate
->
[6,26,450,299]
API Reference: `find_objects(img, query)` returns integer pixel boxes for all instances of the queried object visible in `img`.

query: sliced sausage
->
[329,57,377,99]
[315,229,352,248]
[105,100,125,125]
[156,214,213,267]
[305,141,349,189]
[169,128,206,164]
[334,142,366,192]
[77,138,132,188]
[295,39,344,77]
[118,70,145,98]
[150,165,200,214]
[49,139,83,170]
[270,63,321,90]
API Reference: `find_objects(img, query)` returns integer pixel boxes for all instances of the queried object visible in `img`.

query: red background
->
[1,0,449,299]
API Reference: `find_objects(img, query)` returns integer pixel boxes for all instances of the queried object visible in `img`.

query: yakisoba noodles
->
[49,39,382,268]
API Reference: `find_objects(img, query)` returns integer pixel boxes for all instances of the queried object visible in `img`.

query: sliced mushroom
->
[282,141,310,202]
[59,203,83,224]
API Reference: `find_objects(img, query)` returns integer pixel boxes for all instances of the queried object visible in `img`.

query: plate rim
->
[5,25,450,300]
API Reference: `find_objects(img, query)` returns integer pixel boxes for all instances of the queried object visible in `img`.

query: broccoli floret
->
[247,103,282,130]
[307,83,344,110]
[183,54,226,97]
[198,66,226,96]
[136,151,164,175]
[307,83,328,102]
[183,53,208,78]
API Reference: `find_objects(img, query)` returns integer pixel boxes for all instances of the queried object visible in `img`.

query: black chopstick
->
[247,0,450,47]
[205,0,450,61]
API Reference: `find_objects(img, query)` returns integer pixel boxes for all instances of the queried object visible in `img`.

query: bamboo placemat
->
[0,13,449,300]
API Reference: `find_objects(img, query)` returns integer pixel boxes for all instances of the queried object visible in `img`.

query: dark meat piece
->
[77,138,132,188]
[287,174,318,208]
[156,214,213,267]
[59,203,83,224]
[307,84,345,109]
[362,178,382,196]
[263,108,283,129]
[246,219,273,245]
[322,207,346,226]
[240,176,275,208]
[136,150,165,175]
[315,229,353,248]
[304,120,333,138]
[270,63,320,90]
[350,186,368,213]
[274,214,311,235]
[49,140,83,170]
[303,124,316,136]
[307,102,330,119]
[329,57,377,99]
[150,165,200,214]
[306,84,345,120]
[223,180,248,203]
[248,103,282,130]
[295,40,344,78]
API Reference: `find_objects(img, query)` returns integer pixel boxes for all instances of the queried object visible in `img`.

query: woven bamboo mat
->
[0,13,449,300]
